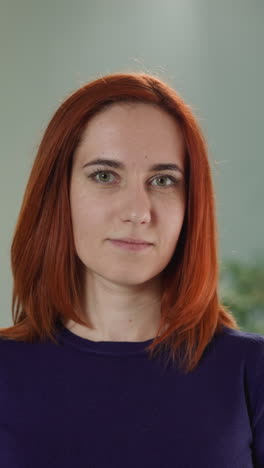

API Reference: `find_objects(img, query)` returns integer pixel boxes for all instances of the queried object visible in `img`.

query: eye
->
[87,170,180,187]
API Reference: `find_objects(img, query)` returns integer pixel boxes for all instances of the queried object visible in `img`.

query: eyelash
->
[87,170,180,187]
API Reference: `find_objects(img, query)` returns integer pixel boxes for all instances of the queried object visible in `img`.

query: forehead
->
[74,102,185,165]
[81,101,182,139]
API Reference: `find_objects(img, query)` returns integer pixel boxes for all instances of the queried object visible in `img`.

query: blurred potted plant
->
[219,254,264,335]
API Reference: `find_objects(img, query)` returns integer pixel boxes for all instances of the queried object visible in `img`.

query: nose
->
[119,184,152,224]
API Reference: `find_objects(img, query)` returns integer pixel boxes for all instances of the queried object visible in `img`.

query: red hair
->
[0,72,239,373]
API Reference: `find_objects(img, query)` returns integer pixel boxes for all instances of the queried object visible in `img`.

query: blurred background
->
[0,0,263,333]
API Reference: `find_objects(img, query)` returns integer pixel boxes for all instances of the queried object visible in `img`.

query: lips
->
[109,239,153,251]
[110,238,152,245]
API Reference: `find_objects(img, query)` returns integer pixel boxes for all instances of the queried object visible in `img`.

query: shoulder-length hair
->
[0,71,239,374]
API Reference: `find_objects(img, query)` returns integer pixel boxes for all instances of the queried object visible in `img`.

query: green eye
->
[88,170,180,187]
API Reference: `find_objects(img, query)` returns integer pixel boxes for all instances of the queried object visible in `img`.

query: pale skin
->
[64,102,186,342]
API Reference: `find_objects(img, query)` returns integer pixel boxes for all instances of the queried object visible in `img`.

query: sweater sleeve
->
[249,335,264,467]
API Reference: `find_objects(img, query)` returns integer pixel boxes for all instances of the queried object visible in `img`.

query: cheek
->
[70,193,107,237]
[158,201,185,244]
[158,193,185,222]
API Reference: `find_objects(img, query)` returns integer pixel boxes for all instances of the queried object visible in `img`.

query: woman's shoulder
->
[214,325,264,359]
[219,325,264,351]
[0,335,32,363]
[0,334,55,362]
[213,326,264,384]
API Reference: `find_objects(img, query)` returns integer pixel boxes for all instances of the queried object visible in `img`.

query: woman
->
[0,72,263,467]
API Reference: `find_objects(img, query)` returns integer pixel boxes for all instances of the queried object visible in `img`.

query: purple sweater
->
[0,323,264,467]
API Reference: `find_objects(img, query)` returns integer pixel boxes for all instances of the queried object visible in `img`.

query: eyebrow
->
[82,158,184,175]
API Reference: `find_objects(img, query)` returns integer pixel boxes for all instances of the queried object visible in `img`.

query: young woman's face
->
[70,102,186,287]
